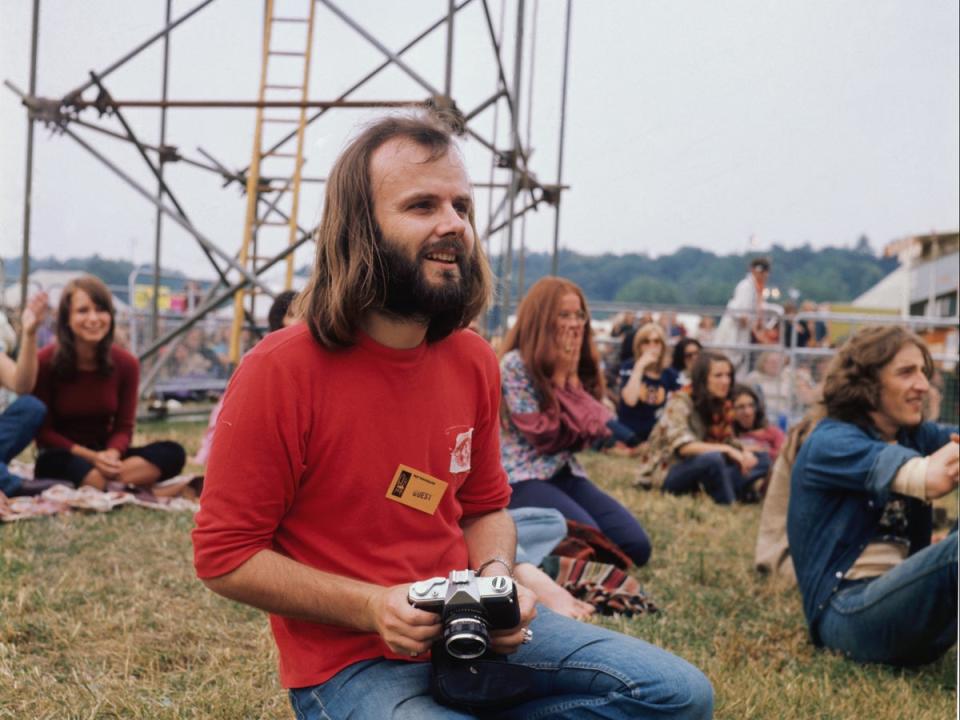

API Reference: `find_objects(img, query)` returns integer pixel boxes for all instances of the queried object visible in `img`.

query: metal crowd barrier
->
[705,312,959,427]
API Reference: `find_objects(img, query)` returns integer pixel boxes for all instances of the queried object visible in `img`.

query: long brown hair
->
[294,114,493,348]
[689,351,735,426]
[53,275,115,379]
[732,383,766,431]
[821,325,933,431]
[500,277,605,410]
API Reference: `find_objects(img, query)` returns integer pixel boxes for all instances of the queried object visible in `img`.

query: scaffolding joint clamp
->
[539,184,561,207]
[25,95,70,131]
[92,87,115,118]
[496,150,516,169]
[426,95,466,135]
[158,145,181,164]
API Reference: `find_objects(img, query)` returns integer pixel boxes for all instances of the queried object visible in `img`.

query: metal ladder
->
[229,0,316,363]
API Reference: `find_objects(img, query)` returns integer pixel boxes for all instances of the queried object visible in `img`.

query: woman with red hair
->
[499,277,651,566]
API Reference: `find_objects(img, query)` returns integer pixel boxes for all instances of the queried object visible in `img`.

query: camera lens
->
[443,610,489,660]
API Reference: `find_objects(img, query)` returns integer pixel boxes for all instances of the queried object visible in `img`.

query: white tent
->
[851,267,906,311]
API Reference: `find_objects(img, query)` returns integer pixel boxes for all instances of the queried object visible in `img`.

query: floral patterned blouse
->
[499,350,587,483]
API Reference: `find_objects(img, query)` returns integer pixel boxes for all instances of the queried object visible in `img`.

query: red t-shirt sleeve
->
[454,342,511,518]
[192,350,306,579]
[106,350,138,453]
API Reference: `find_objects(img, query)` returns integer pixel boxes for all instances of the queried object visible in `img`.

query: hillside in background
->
[493,241,895,304]
[3,242,896,306]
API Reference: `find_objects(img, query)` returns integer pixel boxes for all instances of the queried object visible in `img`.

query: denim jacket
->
[787,418,955,644]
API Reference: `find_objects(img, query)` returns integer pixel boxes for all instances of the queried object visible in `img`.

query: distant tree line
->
[4,240,896,307]
[491,241,895,305]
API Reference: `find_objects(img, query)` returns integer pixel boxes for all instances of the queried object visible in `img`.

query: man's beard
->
[375,232,477,342]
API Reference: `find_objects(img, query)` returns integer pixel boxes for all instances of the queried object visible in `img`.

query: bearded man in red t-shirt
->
[192,115,712,719]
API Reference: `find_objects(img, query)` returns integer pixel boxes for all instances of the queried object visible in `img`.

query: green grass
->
[1,424,955,719]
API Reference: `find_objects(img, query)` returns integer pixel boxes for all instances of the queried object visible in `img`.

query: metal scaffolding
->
[5,0,575,395]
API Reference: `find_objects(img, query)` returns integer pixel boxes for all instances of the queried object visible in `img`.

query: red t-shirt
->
[34,344,139,453]
[192,325,511,688]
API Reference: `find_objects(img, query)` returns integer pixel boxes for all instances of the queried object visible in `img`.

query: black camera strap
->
[429,643,546,713]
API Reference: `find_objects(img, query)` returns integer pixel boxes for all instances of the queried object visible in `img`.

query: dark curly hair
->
[267,290,298,333]
[671,337,703,372]
[821,325,933,431]
[732,383,766,431]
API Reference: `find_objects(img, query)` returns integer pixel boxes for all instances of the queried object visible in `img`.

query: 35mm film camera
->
[408,569,520,659]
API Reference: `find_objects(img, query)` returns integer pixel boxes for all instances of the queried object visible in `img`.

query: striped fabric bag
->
[540,554,659,617]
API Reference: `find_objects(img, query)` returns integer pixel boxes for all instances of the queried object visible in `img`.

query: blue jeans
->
[602,419,639,448]
[510,507,567,567]
[289,606,713,719]
[816,529,958,666]
[662,452,756,505]
[0,395,46,495]
[509,467,652,567]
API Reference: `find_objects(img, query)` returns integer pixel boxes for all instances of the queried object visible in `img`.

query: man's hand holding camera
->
[368,583,441,657]
[486,580,537,656]
[405,568,538,659]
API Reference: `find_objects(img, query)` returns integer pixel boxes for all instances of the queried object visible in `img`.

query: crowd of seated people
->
[500,284,956,670]
[0,275,193,505]
[3,264,955,675]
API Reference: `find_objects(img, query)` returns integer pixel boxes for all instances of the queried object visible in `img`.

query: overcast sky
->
[2,0,958,282]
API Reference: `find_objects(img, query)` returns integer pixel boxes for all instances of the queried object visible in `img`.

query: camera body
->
[408,569,520,659]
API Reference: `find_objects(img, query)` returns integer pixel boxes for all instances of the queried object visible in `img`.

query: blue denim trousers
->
[510,507,567,567]
[0,395,46,495]
[509,468,652,567]
[816,529,958,666]
[662,452,760,505]
[289,606,713,719]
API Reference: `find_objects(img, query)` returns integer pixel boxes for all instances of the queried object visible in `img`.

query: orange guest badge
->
[386,464,448,515]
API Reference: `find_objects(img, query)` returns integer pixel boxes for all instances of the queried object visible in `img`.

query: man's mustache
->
[418,237,466,261]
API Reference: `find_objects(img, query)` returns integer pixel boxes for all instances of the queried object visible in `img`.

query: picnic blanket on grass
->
[1,476,200,522]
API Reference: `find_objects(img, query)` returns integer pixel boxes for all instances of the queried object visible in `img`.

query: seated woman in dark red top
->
[33,275,185,490]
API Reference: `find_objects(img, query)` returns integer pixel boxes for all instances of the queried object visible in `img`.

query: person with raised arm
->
[0,292,49,499]
[788,325,958,666]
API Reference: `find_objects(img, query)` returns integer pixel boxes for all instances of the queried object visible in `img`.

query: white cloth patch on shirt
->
[450,428,473,473]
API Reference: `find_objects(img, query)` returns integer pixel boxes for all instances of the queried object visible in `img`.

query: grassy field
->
[1,420,956,719]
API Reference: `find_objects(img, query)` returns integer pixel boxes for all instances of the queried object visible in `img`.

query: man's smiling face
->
[871,342,931,439]
[370,137,476,293]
